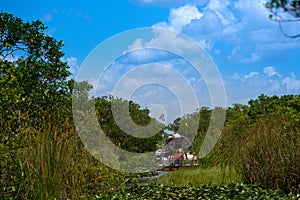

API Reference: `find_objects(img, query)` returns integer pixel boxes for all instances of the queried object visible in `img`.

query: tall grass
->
[19,117,87,199]
[2,115,125,199]
[239,114,300,194]
[195,110,300,195]
[155,167,242,186]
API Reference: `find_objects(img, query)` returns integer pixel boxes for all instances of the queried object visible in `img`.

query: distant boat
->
[156,133,198,170]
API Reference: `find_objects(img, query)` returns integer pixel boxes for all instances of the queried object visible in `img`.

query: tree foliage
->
[95,96,164,153]
[0,12,72,136]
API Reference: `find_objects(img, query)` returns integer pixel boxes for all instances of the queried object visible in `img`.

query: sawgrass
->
[155,166,242,186]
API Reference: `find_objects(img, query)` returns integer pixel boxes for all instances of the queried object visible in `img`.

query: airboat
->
[155,133,198,171]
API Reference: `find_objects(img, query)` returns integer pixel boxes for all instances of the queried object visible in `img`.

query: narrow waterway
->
[125,170,172,188]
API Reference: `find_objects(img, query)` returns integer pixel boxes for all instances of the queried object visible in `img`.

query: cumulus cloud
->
[282,74,300,92]
[122,29,202,66]
[126,28,200,57]
[153,5,203,32]
[183,9,223,36]
[182,0,240,42]
[151,0,300,65]
[225,66,300,106]
[207,0,236,26]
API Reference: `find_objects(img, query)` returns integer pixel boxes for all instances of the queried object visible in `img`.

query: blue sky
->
[2,0,300,123]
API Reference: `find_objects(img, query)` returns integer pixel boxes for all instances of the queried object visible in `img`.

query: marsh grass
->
[17,117,87,199]
[155,166,242,186]
[240,114,300,194]
[12,116,125,199]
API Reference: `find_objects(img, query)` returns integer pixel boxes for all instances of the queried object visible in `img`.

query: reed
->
[239,114,300,194]
[13,115,123,199]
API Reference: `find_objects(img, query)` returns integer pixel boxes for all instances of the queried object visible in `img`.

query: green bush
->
[240,114,300,194]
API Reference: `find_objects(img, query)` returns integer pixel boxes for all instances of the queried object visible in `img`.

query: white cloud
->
[153,5,203,32]
[169,5,203,31]
[224,66,300,106]
[269,79,281,92]
[129,28,200,55]
[182,0,239,42]
[234,0,270,25]
[263,66,281,77]
[229,0,300,63]
[184,9,223,35]
[282,74,300,92]
[66,57,78,68]
[244,72,259,81]
[207,0,236,26]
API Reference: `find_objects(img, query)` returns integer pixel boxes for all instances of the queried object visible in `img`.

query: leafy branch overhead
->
[0,12,65,61]
[266,0,300,38]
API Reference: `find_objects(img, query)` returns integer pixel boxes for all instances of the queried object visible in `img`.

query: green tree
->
[0,12,72,134]
[95,96,164,153]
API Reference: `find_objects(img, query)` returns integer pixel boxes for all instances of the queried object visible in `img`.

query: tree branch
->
[269,10,300,38]
[278,20,300,38]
